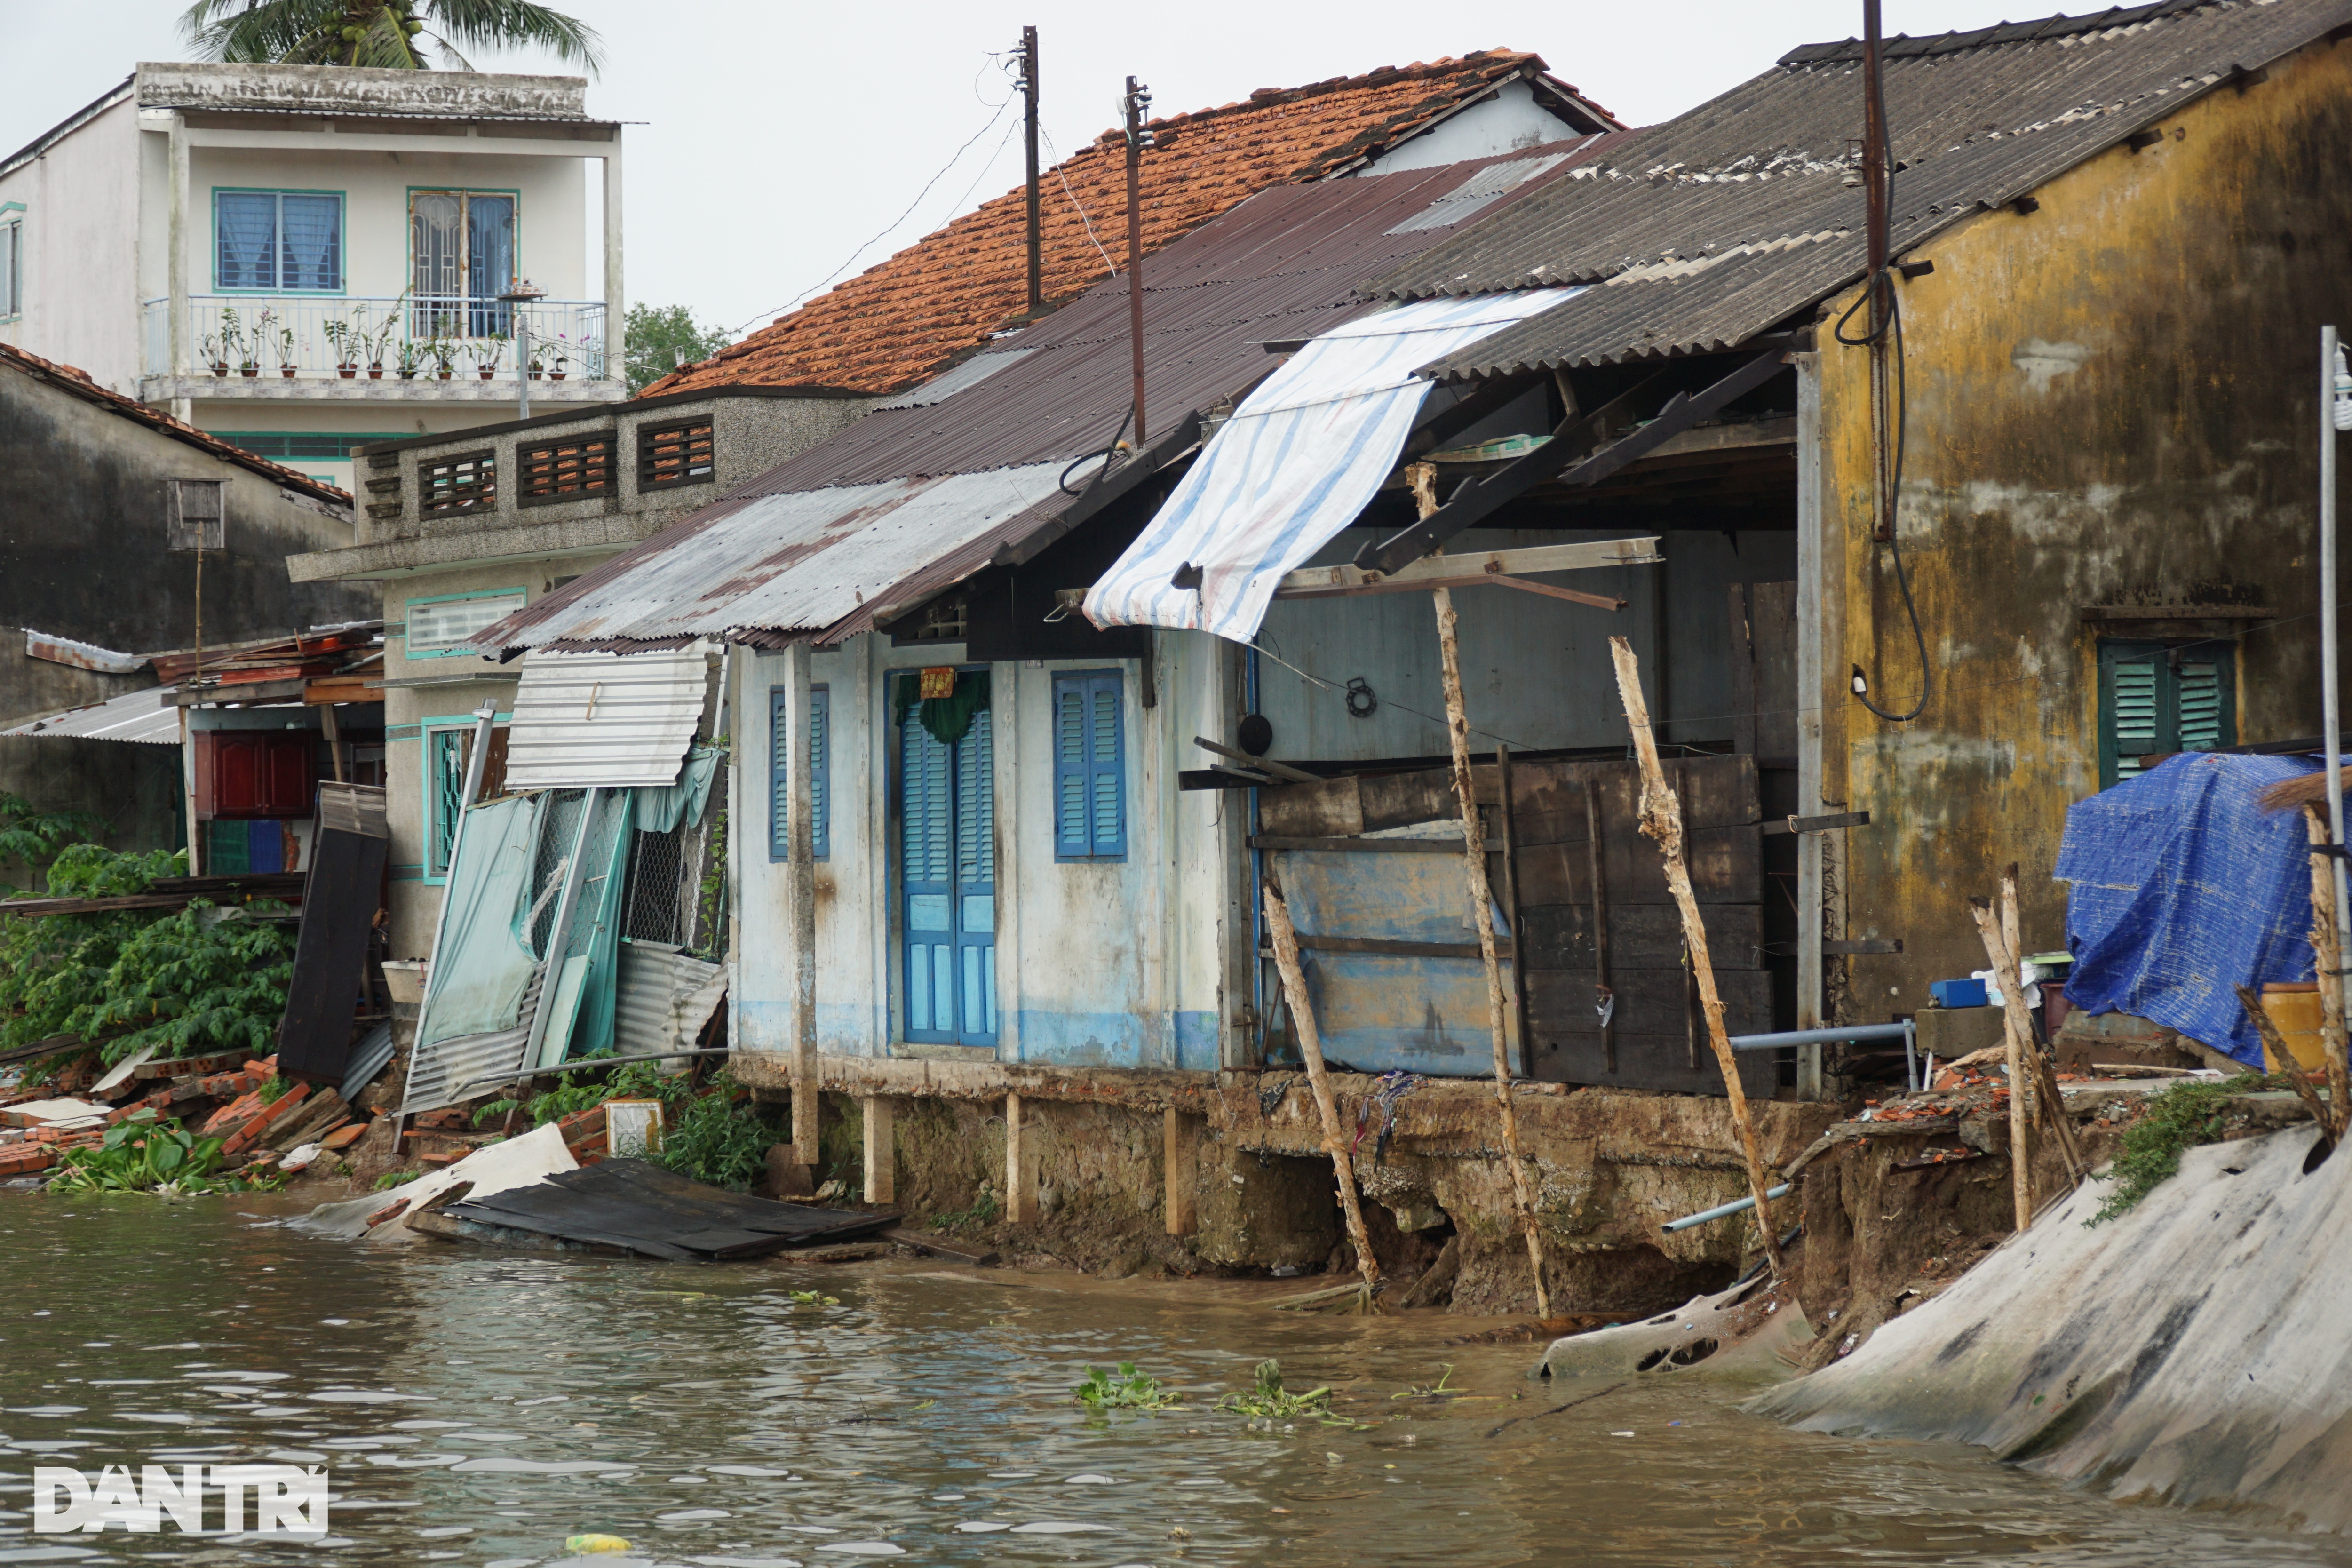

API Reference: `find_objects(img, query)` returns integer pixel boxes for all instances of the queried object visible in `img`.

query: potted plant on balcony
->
[430,336,456,382]
[226,308,258,378]
[469,332,508,382]
[200,331,228,378]
[548,332,574,382]
[394,336,422,381]
[526,337,554,381]
[324,315,358,378]
[363,294,405,379]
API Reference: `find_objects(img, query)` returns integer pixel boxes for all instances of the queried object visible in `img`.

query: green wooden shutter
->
[2099,641,2235,788]
[2175,658,2225,754]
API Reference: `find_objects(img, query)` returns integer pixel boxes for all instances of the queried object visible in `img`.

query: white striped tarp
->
[1081,289,1574,641]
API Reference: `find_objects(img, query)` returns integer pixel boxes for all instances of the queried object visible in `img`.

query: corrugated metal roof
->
[1374,0,2352,374]
[503,647,710,789]
[1,685,182,745]
[473,143,1601,656]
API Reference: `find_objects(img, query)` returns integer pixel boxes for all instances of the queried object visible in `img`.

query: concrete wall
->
[0,96,139,396]
[730,631,1237,1071]
[0,360,371,857]
[1818,38,2352,1022]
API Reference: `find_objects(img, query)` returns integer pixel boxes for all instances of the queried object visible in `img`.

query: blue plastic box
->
[1930,978,1989,1009]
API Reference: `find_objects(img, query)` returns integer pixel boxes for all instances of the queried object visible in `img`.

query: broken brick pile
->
[0,1050,374,1179]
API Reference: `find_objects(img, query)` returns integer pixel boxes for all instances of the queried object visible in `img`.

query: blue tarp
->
[2057,753,2335,1064]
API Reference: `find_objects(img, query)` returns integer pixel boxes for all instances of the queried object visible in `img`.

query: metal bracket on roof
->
[1356,350,1786,575]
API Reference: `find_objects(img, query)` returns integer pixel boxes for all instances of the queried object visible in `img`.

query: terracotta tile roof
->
[642,49,1619,400]
[0,342,352,505]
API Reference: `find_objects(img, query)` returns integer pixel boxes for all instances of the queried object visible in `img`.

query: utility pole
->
[1019,26,1041,312]
[1860,0,1893,541]
[1123,75,1153,444]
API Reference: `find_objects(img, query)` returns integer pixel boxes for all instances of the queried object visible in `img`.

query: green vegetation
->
[255,1075,292,1105]
[373,1169,422,1190]
[1219,1359,1351,1425]
[1074,1363,1182,1412]
[653,1073,776,1191]
[180,0,601,73]
[786,1289,841,1307]
[625,304,738,396]
[1391,1364,1459,1400]
[47,1111,237,1194]
[2089,1074,2286,1225]
[931,1187,1001,1234]
[0,811,293,1072]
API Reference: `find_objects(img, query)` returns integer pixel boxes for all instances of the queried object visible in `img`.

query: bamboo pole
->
[2235,983,2336,1148]
[1262,880,1382,1309]
[1969,897,2036,1231]
[1606,637,1786,1279]
[2304,804,2352,1139]
[1998,866,2086,1181]
[1415,462,1550,1317]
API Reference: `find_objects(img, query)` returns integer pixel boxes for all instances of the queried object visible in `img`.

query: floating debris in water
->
[566,1533,633,1554]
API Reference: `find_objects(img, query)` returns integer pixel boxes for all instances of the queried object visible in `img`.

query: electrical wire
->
[726,93,1017,339]
[1040,126,1120,279]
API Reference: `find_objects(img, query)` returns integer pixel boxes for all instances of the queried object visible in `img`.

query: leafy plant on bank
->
[931,1186,1001,1234]
[46,1110,231,1194]
[1074,1362,1182,1412]
[651,1071,778,1191]
[2088,1074,2287,1225]
[0,793,95,891]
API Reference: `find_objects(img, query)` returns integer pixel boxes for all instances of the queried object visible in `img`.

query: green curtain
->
[417,795,540,1047]
[564,790,636,1061]
[891,669,991,745]
[635,743,721,833]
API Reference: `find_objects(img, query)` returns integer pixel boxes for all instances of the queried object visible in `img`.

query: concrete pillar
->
[1163,1106,1197,1237]
[861,1094,894,1205]
[600,138,624,382]
[1004,1091,1039,1225]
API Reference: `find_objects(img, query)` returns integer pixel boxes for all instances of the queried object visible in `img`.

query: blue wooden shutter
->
[1051,672,1126,861]
[902,713,954,1038]
[810,685,830,860]
[768,687,790,861]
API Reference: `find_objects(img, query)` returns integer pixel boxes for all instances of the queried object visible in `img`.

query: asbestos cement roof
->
[639,51,1618,400]
[471,143,1598,655]
[1374,0,2352,375]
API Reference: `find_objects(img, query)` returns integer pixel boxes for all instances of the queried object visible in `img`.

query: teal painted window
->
[215,431,405,462]
[405,588,525,659]
[0,209,21,319]
[769,684,830,862]
[1052,670,1126,861]
[214,190,343,292]
[898,695,996,1046]
[421,716,508,882]
[2098,640,2235,788]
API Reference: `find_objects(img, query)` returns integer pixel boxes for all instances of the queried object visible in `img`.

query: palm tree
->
[180,0,602,73]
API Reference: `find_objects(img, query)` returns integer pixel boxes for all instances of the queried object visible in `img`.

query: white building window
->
[214,190,344,293]
[405,589,526,658]
[0,214,22,318]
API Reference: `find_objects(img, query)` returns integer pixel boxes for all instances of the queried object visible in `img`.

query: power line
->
[1041,125,1118,280]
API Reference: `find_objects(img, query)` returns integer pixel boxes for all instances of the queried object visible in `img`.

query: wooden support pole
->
[1969,896,2037,1232]
[1414,462,1549,1317]
[1163,1106,1198,1237]
[2305,804,2352,1139]
[1263,880,1382,1304]
[2236,983,2336,1148]
[1004,1090,1040,1225]
[1998,864,2086,1182]
[1608,637,1786,1279]
[861,1094,895,1205]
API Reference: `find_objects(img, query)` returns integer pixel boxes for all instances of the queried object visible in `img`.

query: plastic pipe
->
[1663,1184,1793,1232]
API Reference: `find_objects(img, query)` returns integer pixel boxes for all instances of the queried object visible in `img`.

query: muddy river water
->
[0,1192,2343,1568]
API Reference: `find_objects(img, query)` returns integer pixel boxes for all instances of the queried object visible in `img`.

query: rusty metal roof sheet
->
[1376,0,2352,375]
[474,143,1600,654]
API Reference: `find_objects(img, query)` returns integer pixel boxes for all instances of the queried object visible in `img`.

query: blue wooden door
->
[900,707,997,1046]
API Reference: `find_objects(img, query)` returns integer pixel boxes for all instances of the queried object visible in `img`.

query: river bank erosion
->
[2,1180,2349,1568]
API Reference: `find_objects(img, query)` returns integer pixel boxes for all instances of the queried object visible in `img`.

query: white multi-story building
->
[0,60,623,494]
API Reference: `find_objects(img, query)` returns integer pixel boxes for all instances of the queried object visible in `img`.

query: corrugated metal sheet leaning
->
[1083,290,1574,639]
[614,940,728,1059]
[1368,0,2352,374]
[0,685,183,744]
[504,645,711,789]
[464,143,1603,660]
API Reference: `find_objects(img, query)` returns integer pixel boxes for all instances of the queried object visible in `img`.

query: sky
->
[7,1,2035,337]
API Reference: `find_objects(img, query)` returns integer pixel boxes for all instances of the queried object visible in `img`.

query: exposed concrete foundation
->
[736,1051,1837,1314]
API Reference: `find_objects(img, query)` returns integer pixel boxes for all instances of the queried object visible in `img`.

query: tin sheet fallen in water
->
[445,1157,899,1262]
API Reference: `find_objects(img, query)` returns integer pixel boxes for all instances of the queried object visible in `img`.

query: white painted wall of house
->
[1357,80,1594,175]
[0,96,142,395]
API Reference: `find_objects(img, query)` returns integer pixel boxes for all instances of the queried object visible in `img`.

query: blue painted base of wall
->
[733,998,1221,1070]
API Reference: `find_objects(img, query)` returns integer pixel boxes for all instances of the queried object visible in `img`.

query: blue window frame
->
[770,684,830,861]
[1053,670,1126,861]
[898,686,996,1047]
[214,190,344,293]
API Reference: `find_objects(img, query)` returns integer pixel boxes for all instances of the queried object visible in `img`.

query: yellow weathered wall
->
[1819,38,2352,1019]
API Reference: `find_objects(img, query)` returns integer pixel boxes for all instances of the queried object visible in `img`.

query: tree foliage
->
[625,303,737,395]
[180,0,601,73]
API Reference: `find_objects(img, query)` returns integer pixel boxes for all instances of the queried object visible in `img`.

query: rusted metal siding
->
[1819,36,2352,1016]
[1375,0,2352,371]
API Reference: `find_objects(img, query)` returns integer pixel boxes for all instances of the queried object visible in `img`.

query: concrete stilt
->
[861,1095,895,1205]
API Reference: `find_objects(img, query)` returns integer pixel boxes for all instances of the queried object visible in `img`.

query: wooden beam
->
[861,1094,895,1205]
[1163,1106,1197,1237]
[1275,537,1659,601]
[1195,735,1317,783]
[1248,835,1498,853]
[1261,934,1517,959]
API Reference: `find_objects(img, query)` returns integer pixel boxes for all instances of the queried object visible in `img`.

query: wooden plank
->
[1517,902,1764,971]
[1359,769,1461,833]
[1729,583,1758,756]
[1514,824,1763,907]
[1249,835,1496,853]
[1525,966,1772,1037]
[1264,934,1517,960]
[1255,777,1365,837]
[273,827,387,1084]
[881,1225,999,1266]
[1526,1032,1779,1098]
[1273,536,1661,598]
[1752,581,1799,759]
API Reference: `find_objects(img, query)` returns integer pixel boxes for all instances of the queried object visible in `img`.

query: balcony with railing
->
[141,295,618,400]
